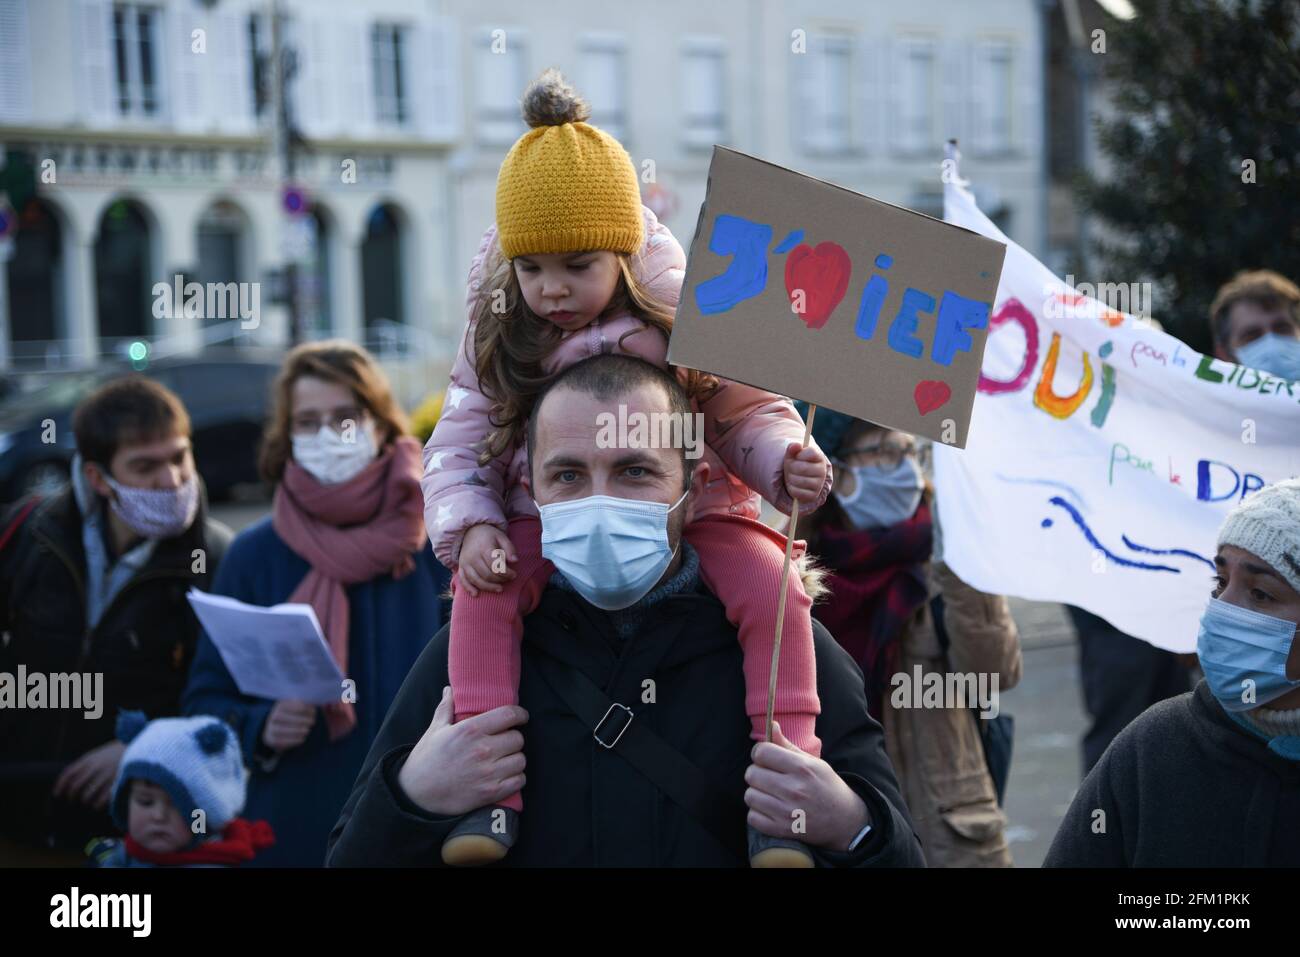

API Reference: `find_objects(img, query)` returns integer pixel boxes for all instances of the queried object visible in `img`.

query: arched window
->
[94,198,153,344]
[7,198,65,360]
[361,202,404,335]
[301,206,333,338]
[196,200,249,330]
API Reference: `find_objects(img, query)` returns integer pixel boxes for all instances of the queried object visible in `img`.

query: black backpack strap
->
[524,649,748,861]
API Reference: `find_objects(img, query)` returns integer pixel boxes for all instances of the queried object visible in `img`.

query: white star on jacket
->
[428,451,449,470]
[434,504,453,529]
[446,387,469,409]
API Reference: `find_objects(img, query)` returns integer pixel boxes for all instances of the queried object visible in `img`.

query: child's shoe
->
[440,806,519,866]
[747,824,816,868]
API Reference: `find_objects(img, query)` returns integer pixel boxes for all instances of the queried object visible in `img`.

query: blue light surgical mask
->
[1236,333,1300,382]
[834,457,924,530]
[538,489,688,611]
[1197,596,1300,712]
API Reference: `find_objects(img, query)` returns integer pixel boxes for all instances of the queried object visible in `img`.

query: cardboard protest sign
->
[668,147,1007,447]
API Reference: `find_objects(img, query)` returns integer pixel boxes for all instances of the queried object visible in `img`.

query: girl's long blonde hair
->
[469,243,718,464]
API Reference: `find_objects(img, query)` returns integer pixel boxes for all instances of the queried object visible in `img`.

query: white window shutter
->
[887,36,905,154]
[170,2,208,132]
[941,38,967,149]
[1012,43,1033,155]
[853,33,874,154]
[682,40,725,149]
[0,0,32,123]
[295,16,337,139]
[419,15,461,142]
[78,0,114,126]
[847,34,863,152]
[790,39,815,153]
[212,12,252,134]
[339,16,373,138]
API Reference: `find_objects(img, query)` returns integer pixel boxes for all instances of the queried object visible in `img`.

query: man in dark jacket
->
[1045,478,1300,867]
[0,377,230,862]
[328,355,924,867]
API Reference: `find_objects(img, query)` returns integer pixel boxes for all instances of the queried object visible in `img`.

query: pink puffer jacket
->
[422,205,831,569]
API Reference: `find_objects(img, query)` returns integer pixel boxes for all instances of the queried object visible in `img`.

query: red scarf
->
[124,818,275,866]
[272,436,427,740]
[811,500,933,719]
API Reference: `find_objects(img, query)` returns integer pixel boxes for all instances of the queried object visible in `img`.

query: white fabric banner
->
[934,162,1300,652]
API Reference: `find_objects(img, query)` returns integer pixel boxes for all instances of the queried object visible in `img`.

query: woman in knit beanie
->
[1044,478,1300,866]
[1200,476,1300,718]
[422,69,834,867]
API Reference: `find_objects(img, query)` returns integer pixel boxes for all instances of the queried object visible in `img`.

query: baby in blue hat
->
[86,711,273,867]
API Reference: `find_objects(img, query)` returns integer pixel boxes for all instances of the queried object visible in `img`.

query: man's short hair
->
[73,376,192,468]
[1209,269,1300,346]
[527,355,697,491]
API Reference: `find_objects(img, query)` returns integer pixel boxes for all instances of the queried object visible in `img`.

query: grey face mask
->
[834,457,924,530]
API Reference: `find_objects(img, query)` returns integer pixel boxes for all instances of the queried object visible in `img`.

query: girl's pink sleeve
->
[635,205,687,310]
[421,225,512,569]
[697,379,833,517]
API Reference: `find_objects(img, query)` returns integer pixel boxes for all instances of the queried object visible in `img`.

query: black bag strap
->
[524,648,748,861]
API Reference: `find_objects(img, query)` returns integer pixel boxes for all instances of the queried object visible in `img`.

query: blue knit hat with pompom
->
[109,711,247,838]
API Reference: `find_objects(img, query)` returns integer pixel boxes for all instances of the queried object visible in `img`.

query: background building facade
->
[1,0,1050,403]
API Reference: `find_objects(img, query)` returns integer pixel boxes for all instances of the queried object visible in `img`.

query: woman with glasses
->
[182,341,449,866]
[795,405,1023,867]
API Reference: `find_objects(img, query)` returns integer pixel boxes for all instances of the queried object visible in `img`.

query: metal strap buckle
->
[593,703,634,749]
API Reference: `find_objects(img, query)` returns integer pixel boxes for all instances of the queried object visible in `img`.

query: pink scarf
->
[272,436,427,740]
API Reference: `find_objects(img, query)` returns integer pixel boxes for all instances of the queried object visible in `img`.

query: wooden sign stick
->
[765,402,817,743]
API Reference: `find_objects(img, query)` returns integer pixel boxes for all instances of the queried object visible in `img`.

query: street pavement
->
[1001,597,1088,867]
[210,499,1091,868]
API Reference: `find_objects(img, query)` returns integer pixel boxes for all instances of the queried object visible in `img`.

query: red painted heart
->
[783,242,852,329]
[914,380,952,416]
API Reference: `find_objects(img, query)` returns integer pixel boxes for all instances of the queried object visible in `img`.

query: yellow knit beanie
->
[495,69,644,259]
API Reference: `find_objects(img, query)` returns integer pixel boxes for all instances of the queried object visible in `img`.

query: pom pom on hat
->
[195,722,229,755]
[116,709,149,744]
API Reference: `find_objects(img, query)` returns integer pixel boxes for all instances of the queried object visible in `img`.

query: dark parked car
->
[0,350,280,505]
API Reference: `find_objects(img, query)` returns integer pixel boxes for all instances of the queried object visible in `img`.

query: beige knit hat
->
[1217,477,1300,595]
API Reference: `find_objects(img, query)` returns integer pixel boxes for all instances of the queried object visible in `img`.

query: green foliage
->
[1077,0,1300,351]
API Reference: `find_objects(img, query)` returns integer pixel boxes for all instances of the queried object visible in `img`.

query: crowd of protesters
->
[1,70,1298,869]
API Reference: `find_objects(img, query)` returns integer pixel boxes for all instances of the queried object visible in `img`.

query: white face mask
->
[834,457,925,530]
[537,489,689,610]
[291,422,378,485]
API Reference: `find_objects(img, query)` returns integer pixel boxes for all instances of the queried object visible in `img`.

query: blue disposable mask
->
[538,489,688,611]
[834,457,924,530]
[1236,333,1300,382]
[1197,596,1300,712]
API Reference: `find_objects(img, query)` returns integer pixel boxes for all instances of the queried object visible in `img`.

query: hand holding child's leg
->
[442,517,553,865]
